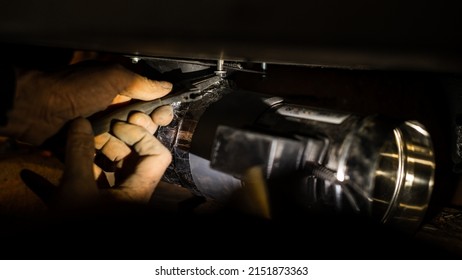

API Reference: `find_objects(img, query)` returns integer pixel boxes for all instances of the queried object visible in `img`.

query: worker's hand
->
[0,62,172,146]
[95,105,174,204]
[22,115,173,213]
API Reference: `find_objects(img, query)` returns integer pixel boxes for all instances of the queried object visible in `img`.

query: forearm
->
[0,43,73,138]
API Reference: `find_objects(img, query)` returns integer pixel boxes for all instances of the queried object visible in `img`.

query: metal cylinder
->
[157,85,435,232]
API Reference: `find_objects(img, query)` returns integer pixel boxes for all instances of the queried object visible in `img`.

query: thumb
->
[59,117,98,204]
[117,69,173,102]
[111,78,173,105]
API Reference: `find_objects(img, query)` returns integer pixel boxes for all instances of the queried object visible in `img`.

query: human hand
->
[22,114,173,213]
[0,62,172,145]
[94,104,174,204]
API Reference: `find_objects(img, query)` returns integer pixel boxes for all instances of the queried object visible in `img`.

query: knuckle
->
[128,112,150,126]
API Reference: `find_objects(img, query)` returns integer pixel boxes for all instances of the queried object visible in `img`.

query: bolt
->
[261,62,267,71]
[261,62,267,78]
[215,59,226,77]
[131,57,141,64]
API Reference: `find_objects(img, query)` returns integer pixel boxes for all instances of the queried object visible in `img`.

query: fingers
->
[94,104,173,181]
[128,112,159,135]
[60,118,98,202]
[120,77,172,101]
[94,132,112,150]
[60,62,172,114]
[151,105,174,126]
[110,65,172,104]
[94,104,173,162]
[111,122,172,203]
[128,105,174,134]
[5,62,172,147]
[113,122,169,156]
[95,133,131,161]
[93,101,173,203]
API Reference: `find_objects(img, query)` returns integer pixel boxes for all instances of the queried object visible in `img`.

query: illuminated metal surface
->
[339,119,435,232]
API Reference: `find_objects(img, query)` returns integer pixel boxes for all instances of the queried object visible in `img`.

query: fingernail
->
[159,81,173,90]
[153,105,174,126]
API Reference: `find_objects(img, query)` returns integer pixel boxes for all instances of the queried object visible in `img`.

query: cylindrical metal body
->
[157,83,435,232]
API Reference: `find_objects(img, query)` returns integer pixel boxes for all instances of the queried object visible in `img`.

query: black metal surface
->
[1,1,461,72]
[156,79,233,196]
[210,126,306,179]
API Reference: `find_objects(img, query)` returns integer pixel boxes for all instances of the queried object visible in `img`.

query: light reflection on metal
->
[371,121,434,231]
[381,128,405,224]
[405,121,430,137]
